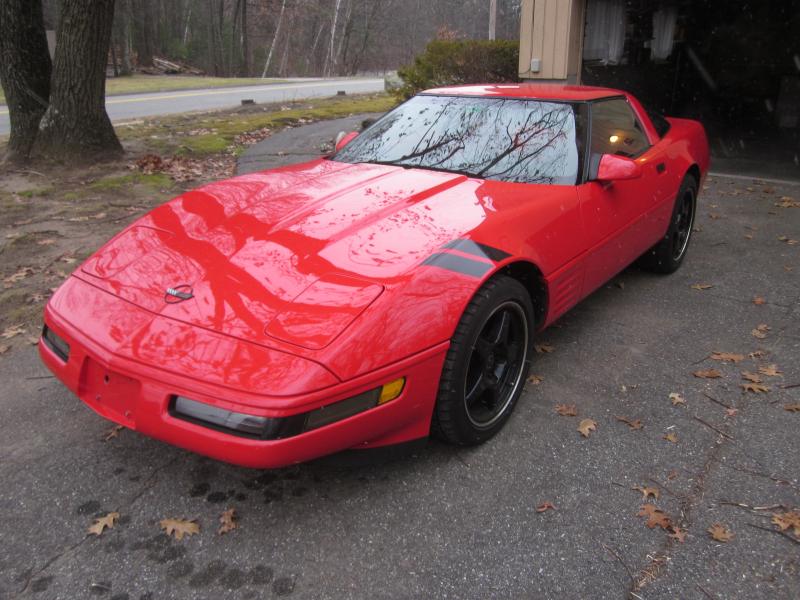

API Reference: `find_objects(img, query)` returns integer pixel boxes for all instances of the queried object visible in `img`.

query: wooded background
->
[41,0,522,78]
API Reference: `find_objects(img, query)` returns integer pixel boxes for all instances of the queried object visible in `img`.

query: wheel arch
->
[490,260,548,327]
[686,163,701,185]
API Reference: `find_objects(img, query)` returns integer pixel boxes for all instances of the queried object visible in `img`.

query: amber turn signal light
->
[378,377,405,405]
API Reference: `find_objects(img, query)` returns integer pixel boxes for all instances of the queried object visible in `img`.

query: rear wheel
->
[638,174,697,274]
[432,275,534,445]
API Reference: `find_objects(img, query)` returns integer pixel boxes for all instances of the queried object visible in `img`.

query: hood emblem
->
[165,285,194,303]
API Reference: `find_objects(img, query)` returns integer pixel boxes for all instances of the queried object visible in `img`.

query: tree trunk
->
[262,0,286,78]
[37,0,122,161]
[240,0,249,76]
[0,0,53,163]
[326,0,343,76]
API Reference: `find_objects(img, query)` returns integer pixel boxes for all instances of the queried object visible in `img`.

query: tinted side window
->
[590,99,650,159]
[646,108,671,138]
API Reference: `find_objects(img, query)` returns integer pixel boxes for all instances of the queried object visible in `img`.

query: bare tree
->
[0,0,53,163]
[37,0,122,160]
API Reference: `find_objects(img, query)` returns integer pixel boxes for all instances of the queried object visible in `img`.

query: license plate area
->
[79,358,140,424]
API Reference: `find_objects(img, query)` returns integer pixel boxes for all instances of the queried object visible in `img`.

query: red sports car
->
[40,85,709,468]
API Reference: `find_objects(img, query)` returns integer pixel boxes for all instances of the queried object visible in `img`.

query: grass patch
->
[17,187,54,198]
[120,93,398,156]
[0,75,285,105]
[89,172,174,191]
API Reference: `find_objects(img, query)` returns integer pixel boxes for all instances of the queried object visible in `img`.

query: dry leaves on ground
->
[638,504,671,529]
[133,153,234,183]
[771,510,800,537]
[632,485,660,500]
[752,296,766,305]
[751,324,771,339]
[710,352,744,363]
[3,267,35,287]
[159,518,200,540]
[669,393,686,406]
[690,283,714,290]
[536,502,557,513]
[777,236,799,245]
[555,404,577,417]
[741,382,770,393]
[527,374,544,385]
[663,432,678,443]
[784,404,800,413]
[0,345,9,355]
[775,196,800,208]
[88,512,119,536]
[726,407,739,417]
[758,364,781,377]
[708,523,734,542]
[693,368,722,379]
[218,508,238,535]
[1,325,26,340]
[577,419,597,438]
[668,527,688,543]
[103,425,124,441]
[615,415,643,430]
[534,343,555,354]
[741,371,763,383]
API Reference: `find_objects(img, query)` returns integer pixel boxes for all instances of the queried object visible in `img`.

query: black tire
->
[432,275,534,445]
[638,174,698,274]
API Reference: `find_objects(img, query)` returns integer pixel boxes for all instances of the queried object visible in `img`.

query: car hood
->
[76,159,491,352]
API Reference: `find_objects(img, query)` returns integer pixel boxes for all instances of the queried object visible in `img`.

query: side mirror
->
[335,131,359,152]
[595,154,642,182]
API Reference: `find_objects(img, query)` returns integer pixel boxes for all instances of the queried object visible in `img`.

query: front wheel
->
[432,275,534,445]
[638,174,697,274]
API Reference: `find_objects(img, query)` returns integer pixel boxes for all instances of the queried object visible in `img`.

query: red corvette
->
[40,85,709,468]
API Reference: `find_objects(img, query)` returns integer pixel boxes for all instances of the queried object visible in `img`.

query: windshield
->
[333,95,580,185]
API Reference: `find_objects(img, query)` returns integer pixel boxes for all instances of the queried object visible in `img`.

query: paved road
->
[1,159,799,596]
[0,78,385,136]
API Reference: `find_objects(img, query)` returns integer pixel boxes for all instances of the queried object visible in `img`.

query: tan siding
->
[518,0,585,82]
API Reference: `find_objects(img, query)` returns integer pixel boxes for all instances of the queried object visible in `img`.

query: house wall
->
[518,0,586,82]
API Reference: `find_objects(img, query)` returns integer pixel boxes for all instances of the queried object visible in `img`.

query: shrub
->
[396,39,520,100]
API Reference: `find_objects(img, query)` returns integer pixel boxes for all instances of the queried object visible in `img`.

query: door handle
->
[656,162,666,174]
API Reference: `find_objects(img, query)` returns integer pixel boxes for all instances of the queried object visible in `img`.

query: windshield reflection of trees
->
[339,98,576,184]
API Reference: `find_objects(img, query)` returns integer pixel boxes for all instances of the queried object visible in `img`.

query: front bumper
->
[40,278,447,469]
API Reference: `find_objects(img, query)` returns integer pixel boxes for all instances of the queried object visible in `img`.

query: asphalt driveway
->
[0,152,798,597]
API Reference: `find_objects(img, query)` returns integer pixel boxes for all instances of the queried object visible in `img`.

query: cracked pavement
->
[0,153,798,598]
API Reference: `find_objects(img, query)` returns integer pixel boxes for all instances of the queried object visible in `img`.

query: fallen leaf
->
[758,364,781,377]
[36,238,56,246]
[88,512,119,536]
[744,234,754,240]
[726,408,739,417]
[669,526,688,543]
[752,296,766,305]
[159,518,200,540]
[577,419,597,438]
[637,504,671,529]
[218,508,238,535]
[778,235,799,245]
[690,283,713,290]
[555,404,577,417]
[667,469,679,480]
[663,432,678,443]
[751,324,770,339]
[741,371,762,383]
[0,345,9,355]
[527,374,544,385]
[3,267,35,286]
[103,425,124,441]
[784,403,800,413]
[749,350,767,359]
[710,352,744,363]
[632,485,660,500]
[771,511,800,536]
[535,502,556,513]
[707,522,734,542]
[708,213,722,220]
[741,382,770,393]
[615,415,643,430]
[1,325,26,340]
[775,196,800,208]
[693,368,722,379]
[534,343,554,354]
[669,392,686,406]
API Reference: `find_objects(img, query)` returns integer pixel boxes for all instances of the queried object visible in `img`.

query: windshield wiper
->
[362,160,478,179]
